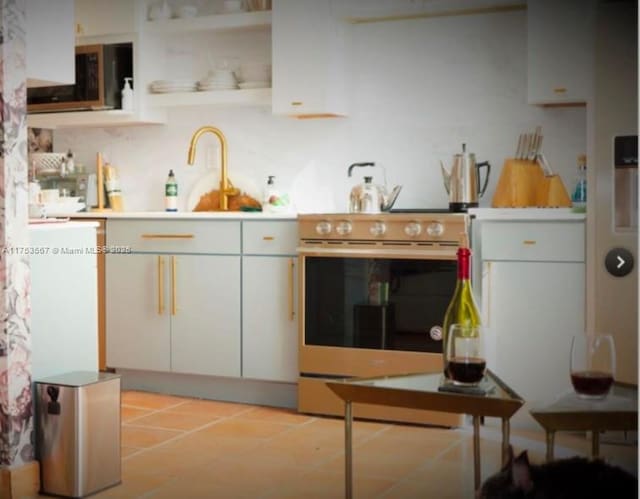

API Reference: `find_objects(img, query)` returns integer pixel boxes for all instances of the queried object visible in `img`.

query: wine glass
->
[570,333,616,400]
[445,324,485,385]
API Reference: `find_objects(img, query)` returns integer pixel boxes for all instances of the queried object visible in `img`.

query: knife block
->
[492,159,571,208]
[492,159,545,207]
[536,174,571,207]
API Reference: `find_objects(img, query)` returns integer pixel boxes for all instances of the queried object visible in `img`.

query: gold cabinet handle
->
[523,240,537,245]
[288,258,295,321]
[171,256,177,316]
[263,236,275,241]
[291,101,303,106]
[157,256,165,315]
[553,87,567,94]
[142,234,195,239]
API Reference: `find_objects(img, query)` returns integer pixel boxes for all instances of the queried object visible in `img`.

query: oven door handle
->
[296,246,457,260]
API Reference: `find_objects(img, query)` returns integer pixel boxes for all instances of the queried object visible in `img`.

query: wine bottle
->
[442,232,481,376]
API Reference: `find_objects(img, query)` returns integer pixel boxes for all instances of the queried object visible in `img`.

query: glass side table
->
[530,382,637,462]
[327,369,524,498]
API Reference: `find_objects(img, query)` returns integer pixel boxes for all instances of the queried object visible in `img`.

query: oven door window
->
[304,257,455,353]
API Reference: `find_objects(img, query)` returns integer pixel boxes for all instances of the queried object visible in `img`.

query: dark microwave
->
[27,43,133,113]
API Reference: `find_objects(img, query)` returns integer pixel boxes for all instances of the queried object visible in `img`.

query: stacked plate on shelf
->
[238,81,270,89]
[150,79,198,93]
[237,63,271,89]
[197,70,238,91]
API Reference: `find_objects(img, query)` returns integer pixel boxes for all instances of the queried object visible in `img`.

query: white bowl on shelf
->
[149,1,172,21]
[221,0,246,13]
[178,5,198,18]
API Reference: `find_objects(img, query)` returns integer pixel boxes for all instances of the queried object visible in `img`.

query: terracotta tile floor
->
[37,391,637,499]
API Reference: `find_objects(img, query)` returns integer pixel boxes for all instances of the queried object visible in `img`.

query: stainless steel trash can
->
[35,371,121,498]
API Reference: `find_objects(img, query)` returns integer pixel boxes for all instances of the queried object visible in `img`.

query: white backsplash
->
[55,9,586,213]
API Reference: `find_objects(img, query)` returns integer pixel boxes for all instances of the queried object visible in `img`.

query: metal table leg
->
[591,430,600,458]
[473,415,481,491]
[501,418,510,466]
[345,401,353,499]
[545,431,555,462]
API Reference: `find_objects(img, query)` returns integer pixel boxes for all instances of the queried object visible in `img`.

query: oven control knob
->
[369,221,386,237]
[426,222,444,237]
[404,222,422,237]
[335,221,353,235]
[315,221,332,235]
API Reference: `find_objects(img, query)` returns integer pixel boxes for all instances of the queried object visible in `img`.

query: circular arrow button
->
[605,247,634,277]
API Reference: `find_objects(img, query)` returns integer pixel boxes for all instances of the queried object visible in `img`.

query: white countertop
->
[468,208,586,221]
[28,220,100,231]
[65,211,298,220]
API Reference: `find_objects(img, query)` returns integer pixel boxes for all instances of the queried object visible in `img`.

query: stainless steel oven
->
[297,212,469,426]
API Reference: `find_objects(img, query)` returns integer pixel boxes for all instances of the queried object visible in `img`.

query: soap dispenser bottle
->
[262,175,290,213]
[263,176,279,213]
[121,77,133,111]
[571,154,587,213]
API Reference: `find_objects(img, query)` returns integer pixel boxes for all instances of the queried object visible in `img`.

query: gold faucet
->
[187,126,239,211]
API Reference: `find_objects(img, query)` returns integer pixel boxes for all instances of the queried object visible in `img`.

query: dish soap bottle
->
[165,169,178,212]
[571,154,587,213]
[121,77,133,111]
[262,175,290,213]
[65,149,75,175]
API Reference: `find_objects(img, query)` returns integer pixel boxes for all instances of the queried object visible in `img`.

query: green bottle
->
[442,234,481,376]
[165,169,178,212]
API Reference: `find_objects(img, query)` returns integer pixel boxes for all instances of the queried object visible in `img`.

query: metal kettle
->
[440,143,491,212]
[348,162,402,214]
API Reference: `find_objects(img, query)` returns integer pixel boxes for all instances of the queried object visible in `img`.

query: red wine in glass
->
[570,333,616,399]
[571,370,614,398]
[447,357,486,384]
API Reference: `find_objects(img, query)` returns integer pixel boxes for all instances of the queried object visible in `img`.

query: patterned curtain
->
[0,0,34,467]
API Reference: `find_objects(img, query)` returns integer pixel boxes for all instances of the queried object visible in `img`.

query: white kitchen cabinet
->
[243,257,297,382]
[30,222,98,380]
[105,253,171,372]
[242,221,298,382]
[474,217,585,428]
[527,0,596,105]
[74,0,137,38]
[272,0,349,117]
[26,0,74,87]
[105,218,299,384]
[106,220,242,377]
[171,255,241,377]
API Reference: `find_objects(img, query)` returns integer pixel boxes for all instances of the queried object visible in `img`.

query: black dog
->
[478,447,637,499]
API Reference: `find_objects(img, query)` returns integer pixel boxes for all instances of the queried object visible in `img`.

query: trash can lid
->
[35,371,121,387]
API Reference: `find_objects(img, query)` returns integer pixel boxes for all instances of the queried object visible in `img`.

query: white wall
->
[55,9,586,213]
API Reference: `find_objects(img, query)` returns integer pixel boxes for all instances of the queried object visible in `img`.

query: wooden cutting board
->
[187,171,261,211]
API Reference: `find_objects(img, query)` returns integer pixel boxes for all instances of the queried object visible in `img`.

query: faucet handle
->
[223,178,240,196]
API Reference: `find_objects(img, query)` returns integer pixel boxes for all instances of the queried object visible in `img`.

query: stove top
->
[389,208,453,214]
[298,211,469,244]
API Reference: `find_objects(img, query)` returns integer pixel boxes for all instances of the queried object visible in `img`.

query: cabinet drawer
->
[243,221,298,255]
[481,222,584,262]
[107,220,240,254]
